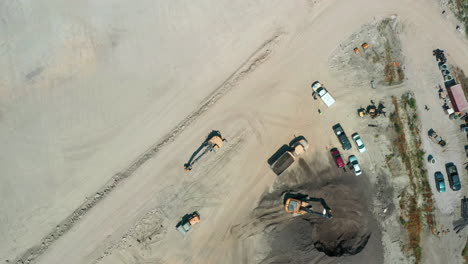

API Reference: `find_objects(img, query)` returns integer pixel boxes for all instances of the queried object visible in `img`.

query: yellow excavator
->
[184,131,226,171]
[284,193,332,219]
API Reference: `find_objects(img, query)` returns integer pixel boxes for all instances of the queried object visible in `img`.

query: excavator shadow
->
[267,135,307,166]
[184,130,225,171]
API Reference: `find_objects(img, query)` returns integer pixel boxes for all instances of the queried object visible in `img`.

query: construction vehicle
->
[283,193,332,218]
[361,43,369,49]
[270,137,309,175]
[358,107,366,117]
[353,47,360,54]
[428,129,446,147]
[361,101,386,118]
[367,105,377,118]
[176,212,201,236]
[311,81,335,107]
[184,131,226,171]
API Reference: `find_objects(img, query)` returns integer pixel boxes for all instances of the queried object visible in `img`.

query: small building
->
[447,84,468,112]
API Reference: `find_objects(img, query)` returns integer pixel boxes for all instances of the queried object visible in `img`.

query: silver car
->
[352,133,366,153]
[348,155,362,176]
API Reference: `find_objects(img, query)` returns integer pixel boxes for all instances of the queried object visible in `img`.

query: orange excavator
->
[284,193,332,219]
[184,131,226,171]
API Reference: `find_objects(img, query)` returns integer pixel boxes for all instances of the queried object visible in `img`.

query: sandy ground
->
[1,0,468,263]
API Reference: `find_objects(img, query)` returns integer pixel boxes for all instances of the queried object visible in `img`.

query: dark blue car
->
[445,163,461,191]
[332,124,352,151]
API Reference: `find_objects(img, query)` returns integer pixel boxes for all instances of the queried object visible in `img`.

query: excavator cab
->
[285,198,308,215]
[207,135,224,149]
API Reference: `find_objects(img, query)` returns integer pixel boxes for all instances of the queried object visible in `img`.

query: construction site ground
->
[1,0,468,264]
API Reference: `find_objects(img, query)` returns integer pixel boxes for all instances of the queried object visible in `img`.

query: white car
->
[348,155,362,176]
[352,133,366,153]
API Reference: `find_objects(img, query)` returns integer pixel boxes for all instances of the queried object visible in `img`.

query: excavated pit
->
[253,158,383,263]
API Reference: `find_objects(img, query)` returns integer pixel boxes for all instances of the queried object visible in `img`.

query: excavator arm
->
[302,197,333,219]
[184,142,215,171]
[184,132,225,171]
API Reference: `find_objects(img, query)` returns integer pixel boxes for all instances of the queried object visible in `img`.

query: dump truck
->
[428,129,446,147]
[311,81,335,107]
[284,193,332,218]
[270,138,309,175]
[176,212,200,236]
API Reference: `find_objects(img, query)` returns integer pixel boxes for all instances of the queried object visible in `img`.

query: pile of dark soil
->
[253,159,382,264]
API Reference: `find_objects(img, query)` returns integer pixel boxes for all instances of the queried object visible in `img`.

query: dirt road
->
[1,0,468,263]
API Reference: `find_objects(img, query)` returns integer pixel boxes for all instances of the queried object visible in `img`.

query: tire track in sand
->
[14,32,283,264]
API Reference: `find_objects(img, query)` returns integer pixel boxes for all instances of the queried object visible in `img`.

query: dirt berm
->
[243,158,384,263]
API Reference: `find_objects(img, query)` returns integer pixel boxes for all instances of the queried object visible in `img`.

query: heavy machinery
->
[284,194,332,218]
[176,212,201,236]
[367,105,377,118]
[358,107,366,117]
[184,131,226,171]
[270,137,309,175]
[361,101,386,118]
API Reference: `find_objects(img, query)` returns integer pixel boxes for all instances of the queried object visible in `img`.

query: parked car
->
[332,124,352,150]
[465,145,468,157]
[348,155,362,176]
[461,124,468,133]
[331,148,345,168]
[434,171,446,193]
[445,163,462,191]
[352,133,366,153]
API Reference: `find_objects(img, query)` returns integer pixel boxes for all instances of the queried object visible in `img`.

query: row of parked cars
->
[330,123,366,176]
[434,162,462,192]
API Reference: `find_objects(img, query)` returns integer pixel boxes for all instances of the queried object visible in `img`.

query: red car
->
[331,148,345,168]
